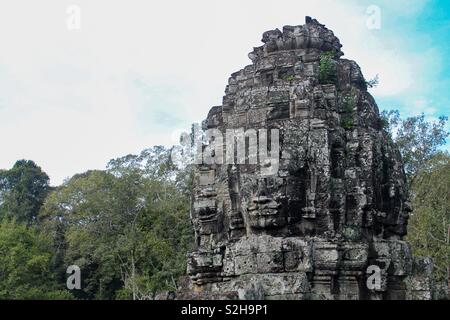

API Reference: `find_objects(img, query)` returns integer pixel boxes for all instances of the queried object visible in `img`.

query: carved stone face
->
[384,205,410,238]
[242,175,286,230]
[247,194,285,229]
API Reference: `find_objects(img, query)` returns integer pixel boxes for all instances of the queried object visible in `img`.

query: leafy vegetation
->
[340,88,357,130]
[381,110,449,183]
[383,110,449,292]
[0,160,51,225]
[282,75,295,82]
[0,218,71,299]
[406,152,450,287]
[0,146,194,299]
[365,74,379,88]
[319,51,337,84]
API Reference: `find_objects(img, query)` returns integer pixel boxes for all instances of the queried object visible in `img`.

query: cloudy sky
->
[0,0,448,185]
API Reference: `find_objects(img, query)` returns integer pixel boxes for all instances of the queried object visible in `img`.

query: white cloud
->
[0,0,440,184]
[411,98,437,115]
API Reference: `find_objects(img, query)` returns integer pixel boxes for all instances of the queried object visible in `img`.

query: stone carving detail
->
[179,17,433,300]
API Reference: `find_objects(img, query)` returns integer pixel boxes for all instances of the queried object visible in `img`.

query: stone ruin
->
[176,17,434,300]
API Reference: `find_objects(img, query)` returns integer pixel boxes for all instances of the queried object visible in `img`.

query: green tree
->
[381,110,449,183]
[39,146,194,299]
[0,218,71,299]
[40,170,123,299]
[106,147,194,298]
[0,160,50,224]
[319,51,337,84]
[382,111,449,293]
[406,152,450,288]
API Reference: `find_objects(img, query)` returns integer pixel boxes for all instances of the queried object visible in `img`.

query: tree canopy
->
[39,146,194,299]
[381,110,449,183]
[0,160,50,224]
[406,152,450,287]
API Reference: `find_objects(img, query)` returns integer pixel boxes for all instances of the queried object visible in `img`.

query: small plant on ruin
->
[341,88,357,130]
[319,51,337,84]
[365,74,379,88]
[282,75,295,82]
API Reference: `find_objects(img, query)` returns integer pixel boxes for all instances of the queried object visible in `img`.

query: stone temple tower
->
[177,17,433,300]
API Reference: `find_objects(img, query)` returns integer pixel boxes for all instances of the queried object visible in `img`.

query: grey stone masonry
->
[176,17,433,300]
